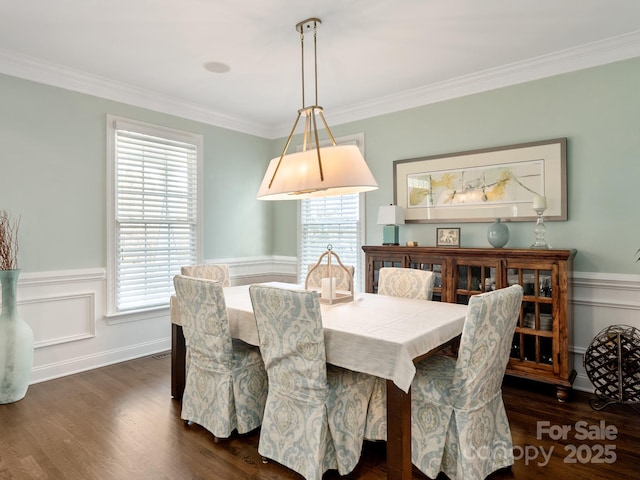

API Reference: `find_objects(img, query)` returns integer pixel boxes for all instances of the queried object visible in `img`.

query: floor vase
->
[0,269,34,403]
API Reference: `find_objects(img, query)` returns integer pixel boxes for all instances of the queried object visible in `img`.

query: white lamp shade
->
[256,145,378,200]
[377,205,405,225]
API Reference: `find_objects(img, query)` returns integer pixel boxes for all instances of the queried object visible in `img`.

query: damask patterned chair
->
[174,275,268,441]
[171,264,230,326]
[377,266,434,300]
[305,263,354,292]
[411,284,523,480]
[181,263,230,286]
[249,285,375,480]
[364,267,435,441]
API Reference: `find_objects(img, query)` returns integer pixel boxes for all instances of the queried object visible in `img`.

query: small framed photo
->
[436,228,460,247]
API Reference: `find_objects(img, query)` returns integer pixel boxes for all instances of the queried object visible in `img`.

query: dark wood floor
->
[1,353,638,480]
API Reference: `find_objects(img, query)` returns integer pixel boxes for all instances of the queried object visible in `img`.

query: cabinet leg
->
[556,386,572,402]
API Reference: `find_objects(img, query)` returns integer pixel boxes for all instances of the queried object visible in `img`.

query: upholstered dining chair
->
[249,285,375,480]
[411,284,523,480]
[181,263,230,286]
[173,275,268,441]
[305,263,354,291]
[170,264,231,399]
[377,266,434,300]
[364,267,436,441]
[171,264,230,326]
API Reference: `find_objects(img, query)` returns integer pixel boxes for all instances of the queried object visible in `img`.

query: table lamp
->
[377,205,405,245]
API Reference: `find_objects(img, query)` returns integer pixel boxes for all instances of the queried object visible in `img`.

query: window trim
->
[297,133,367,292]
[106,115,203,317]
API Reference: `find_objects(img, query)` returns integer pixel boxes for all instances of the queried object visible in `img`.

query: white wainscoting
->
[9,260,638,395]
[571,272,640,392]
[221,255,298,285]
[13,257,297,385]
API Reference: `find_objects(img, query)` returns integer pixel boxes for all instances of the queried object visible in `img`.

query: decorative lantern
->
[305,245,354,304]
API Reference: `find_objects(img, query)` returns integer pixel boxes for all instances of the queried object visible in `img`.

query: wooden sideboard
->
[362,245,577,401]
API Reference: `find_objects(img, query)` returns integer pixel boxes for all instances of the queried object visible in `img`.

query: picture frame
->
[436,228,460,247]
[393,138,567,223]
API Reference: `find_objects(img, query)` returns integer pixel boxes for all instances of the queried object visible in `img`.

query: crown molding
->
[0,48,272,138]
[1,30,639,140]
[282,30,640,138]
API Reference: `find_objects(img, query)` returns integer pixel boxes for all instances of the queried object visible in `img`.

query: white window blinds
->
[109,119,200,314]
[298,193,363,291]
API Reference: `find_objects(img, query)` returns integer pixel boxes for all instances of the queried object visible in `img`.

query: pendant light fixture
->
[257,18,378,200]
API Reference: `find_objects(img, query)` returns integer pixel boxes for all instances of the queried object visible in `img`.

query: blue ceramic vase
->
[487,218,509,248]
[0,269,34,403]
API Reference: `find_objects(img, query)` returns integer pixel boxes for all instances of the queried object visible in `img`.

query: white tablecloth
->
[224,282,468,393]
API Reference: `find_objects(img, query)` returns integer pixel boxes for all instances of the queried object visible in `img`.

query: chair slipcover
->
[306,263,354,291]
[249,285,374,480]
[364,267,435,441]
[411,284,523,480]
[174,275,268,439]
[181,264,230,286]
[171,264,230,327]
[377,267,434,300]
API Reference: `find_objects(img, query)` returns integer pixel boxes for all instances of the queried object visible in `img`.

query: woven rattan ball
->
[583,325,640,409]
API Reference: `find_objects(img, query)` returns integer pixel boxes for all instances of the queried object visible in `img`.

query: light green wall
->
[0,74,273,272]
[261,140,296,257]
[273,57,640,274]
[2,57,639,275]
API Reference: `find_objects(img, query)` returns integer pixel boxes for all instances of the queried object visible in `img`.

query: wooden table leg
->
[386,379,412,480]
[171,323,185,399]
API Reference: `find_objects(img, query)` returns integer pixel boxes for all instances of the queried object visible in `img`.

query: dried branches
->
[0,209,20,270]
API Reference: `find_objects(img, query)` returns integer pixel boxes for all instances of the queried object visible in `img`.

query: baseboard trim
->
[30,339,169,384]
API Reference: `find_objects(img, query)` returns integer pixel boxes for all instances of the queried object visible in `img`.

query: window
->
[107,116,202,315]
[298,134,367,291]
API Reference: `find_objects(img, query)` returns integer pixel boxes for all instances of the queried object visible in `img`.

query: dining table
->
[171,282,468,480]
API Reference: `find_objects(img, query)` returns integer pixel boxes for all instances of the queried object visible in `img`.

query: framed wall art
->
[436,228,460,247]
[393,138,567,223]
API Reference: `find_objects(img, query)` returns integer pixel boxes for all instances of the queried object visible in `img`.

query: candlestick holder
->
[531,206,550,249]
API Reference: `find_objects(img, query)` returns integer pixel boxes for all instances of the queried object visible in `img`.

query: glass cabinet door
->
[453,260,498,305]
[507,264,557,373]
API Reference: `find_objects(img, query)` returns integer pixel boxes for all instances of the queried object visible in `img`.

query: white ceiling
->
[1,0,639,138]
